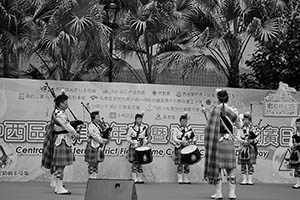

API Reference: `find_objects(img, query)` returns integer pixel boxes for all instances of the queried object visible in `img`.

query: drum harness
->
[132,126,147,148]
[179,127,195,146]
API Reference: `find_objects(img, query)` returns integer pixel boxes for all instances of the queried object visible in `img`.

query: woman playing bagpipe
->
[203,89,243,200]
[84,111,110,179]
[41,90,83,195]
[287,117,300,189]
[172,112,197,184]
[126,112,150,184]
[237,112,259,185]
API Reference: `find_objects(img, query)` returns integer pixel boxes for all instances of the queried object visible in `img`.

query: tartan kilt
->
[84,143,104,163]
[238,144,257,165]
[52,140,73,167]
[219,140,236,169]
[287,147,300,169]
[127,145,137,163]
[173,146,184,165]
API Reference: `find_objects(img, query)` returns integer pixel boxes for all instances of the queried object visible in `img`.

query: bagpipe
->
[43,82,84,144]
[239,120,270,161]
[81,102,112,139]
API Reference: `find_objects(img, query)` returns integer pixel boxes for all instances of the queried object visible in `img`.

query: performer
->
[203,89,243,200]
[237,112,259,185]
[126,112,149,184]
[172,113,196,184]
[41,91,80,195]
[287,117,300,189]
[84,111,109,179]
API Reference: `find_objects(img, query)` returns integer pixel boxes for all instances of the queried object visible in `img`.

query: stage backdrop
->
[0,78,299,183]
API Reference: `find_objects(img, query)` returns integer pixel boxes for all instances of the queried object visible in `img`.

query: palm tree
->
[0,0,38,77]
[33,0,111,80]
[157,0,287,87]
[113,0,195,83]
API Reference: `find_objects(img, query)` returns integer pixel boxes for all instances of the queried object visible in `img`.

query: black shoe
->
[138,180,145,184]
[178,182,184,184]
[184,182,191,184]
[292,185,300,189]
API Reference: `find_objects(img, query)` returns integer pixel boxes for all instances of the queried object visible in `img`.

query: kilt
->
[84,143,104,163]
[52,140,73,167]
[238,144,257,165]
[127,145,137,163]
[173,146,184,165]
[287,147,300,169]
[219,139,236,169]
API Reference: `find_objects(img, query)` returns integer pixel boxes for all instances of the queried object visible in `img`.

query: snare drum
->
[180,145,201,165]
[135,146,153,164]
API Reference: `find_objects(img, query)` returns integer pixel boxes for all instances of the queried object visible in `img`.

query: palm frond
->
[33,0,61,22]
[220,0,242,22]
[68,15,93,36]
[194,0,220,12]
[184,6,216,32]
[248,17,280,43]
[38,23,76,54]
[0,1,17,29]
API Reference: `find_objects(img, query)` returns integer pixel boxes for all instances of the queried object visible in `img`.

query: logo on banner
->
[278,148,292,172]
[263,82,298,117]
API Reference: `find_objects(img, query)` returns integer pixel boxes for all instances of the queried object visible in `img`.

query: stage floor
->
[0,181,298,200]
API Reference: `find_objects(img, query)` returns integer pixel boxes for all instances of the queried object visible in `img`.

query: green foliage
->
[156,0,285,87]
[246,1,300,90]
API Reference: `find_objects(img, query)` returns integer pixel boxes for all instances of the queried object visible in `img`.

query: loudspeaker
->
[85,179,137,200]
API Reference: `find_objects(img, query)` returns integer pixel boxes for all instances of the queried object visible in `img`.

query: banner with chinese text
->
[0,78,299,183]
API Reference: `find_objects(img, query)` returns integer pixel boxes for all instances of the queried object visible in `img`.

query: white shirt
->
[87,123,106,148]
[53,108,77,147]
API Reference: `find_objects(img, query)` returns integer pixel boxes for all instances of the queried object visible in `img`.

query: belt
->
[219,133,233,142]
[53,130,68,135]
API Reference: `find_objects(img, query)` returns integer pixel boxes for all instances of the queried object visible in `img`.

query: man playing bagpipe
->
[237,112,259,185]
[172,113,196,184]
[126,112,150,184]
[41,91,82,195]
[84,111,109,179]
[287,117,300,189]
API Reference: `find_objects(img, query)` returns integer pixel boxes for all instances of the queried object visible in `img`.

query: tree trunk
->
[3,48,10,77]
[228,38,240,88]
[228,59,240,87]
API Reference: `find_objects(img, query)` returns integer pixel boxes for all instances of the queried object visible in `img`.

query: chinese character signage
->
[264,102,298,117]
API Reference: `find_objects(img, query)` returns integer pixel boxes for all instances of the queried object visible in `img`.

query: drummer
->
[173,113,196,184]
[126,112,150,184]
